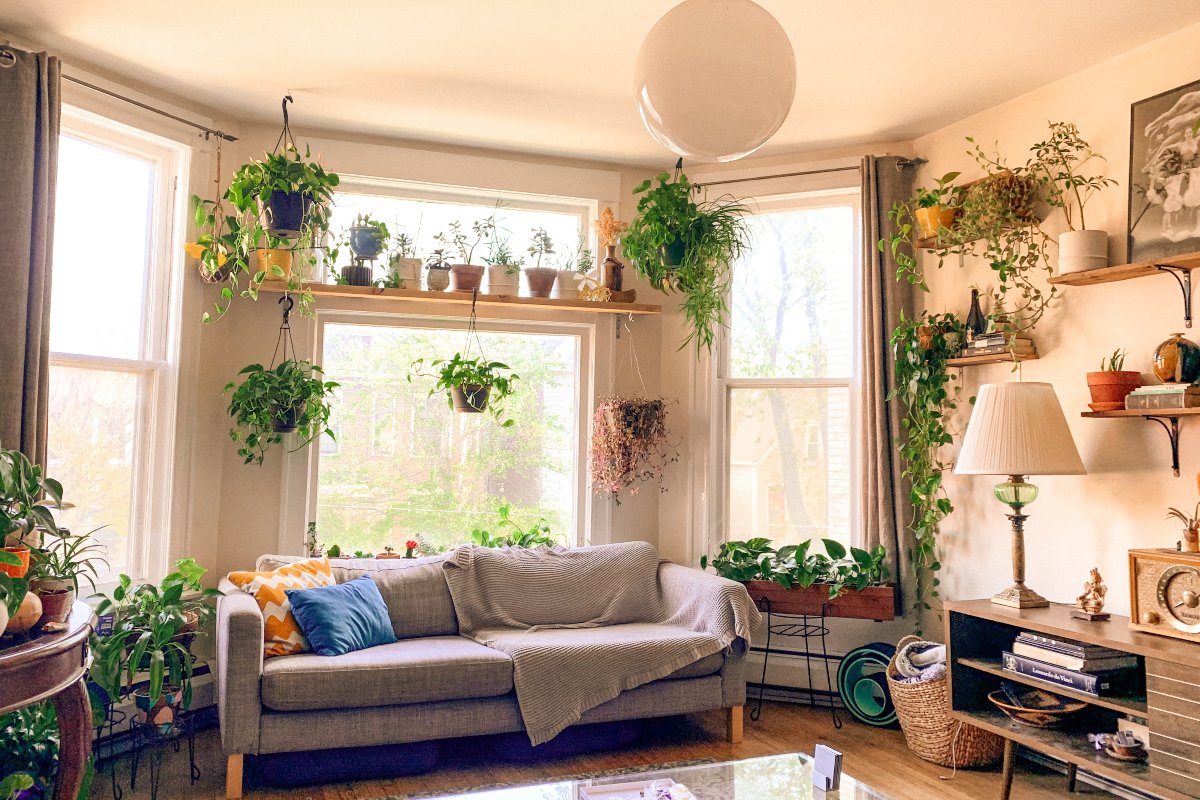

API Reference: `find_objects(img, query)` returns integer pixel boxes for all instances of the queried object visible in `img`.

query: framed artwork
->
[1129,78,1200,263]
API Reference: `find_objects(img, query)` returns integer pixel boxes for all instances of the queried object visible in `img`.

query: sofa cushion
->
[227,557,337,658]
[260,635,513,712]
[666,650,724,679]
[286,576,398,657]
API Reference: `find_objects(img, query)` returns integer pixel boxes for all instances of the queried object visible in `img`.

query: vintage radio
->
[1130,548,1200,642]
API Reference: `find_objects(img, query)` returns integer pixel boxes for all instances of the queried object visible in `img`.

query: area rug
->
[372,758,717,799]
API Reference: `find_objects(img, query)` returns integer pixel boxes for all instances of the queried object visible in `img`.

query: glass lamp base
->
[992,583,1050,609]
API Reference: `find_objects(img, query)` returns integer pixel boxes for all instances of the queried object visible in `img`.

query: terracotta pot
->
[1086,371,1142,412]
[254,248,293,280]
[913,206,959,240]
[375,553,403,560]
[451,384,490,413]
[449,264,484,293]
[0,547,30,578]
[34,587,74,626]
[426,266,451,292]
[524,267,558,298]
[743,581,896,621]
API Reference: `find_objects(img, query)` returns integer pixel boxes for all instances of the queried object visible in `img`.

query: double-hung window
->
[46,107,186,585]
[721,188,862,549]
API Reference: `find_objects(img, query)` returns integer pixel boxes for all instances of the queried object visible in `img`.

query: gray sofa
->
[216,554,751,798]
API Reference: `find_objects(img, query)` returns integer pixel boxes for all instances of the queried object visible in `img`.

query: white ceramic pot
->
[1057,229,1108,274]
[388,257,422,289]
[554,270,581,299]
[485,265,519,295]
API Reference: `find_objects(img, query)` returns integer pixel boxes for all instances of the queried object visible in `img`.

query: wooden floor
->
[95,702,1115,799]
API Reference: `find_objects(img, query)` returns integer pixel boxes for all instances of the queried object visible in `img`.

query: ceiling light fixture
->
[634,0,796,163]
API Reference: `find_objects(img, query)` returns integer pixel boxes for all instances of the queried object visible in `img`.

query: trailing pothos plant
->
[189,145,339,322]
[700,537,890,600]
[225,360,339,465]
[408,353,519,427]
[469,503,560,548]
[888,312,966,621]
[621,169,750,352]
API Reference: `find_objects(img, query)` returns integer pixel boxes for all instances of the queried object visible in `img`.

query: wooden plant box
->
[744,581,896,621]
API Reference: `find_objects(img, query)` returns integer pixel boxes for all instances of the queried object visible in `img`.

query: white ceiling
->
[3,1,1200,166]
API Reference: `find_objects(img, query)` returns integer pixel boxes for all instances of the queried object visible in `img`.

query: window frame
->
[297,308,597,552]
[50,105,189,584]
[715,186,864,550]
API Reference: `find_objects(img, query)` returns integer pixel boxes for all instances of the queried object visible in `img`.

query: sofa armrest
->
[216,583,263,755]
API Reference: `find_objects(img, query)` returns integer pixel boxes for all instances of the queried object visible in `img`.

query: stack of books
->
[1124,383,1200,410]
[1001,631,1141,696]
[962,332,1037,358]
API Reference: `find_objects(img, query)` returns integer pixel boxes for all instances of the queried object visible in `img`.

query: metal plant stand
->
[749,597,841,729]
[127,710,200,800]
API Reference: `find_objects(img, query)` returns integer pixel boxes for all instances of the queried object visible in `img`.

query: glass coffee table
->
[423,753,892,799]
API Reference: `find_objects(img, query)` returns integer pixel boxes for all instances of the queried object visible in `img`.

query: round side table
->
[0,601,96,800]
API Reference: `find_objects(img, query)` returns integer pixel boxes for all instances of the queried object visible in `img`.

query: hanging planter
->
[263,190,313,238]
[451,384,490,413]
[589,396,679,504]
[224,298,339,465]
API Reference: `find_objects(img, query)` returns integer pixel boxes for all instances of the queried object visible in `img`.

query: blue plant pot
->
[349,227,385,259]
[263,191,310,238]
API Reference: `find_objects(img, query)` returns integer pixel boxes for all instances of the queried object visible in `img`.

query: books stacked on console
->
[1001,631,1142,697]
[962,332,1037,358]
[1124,383,1200,410]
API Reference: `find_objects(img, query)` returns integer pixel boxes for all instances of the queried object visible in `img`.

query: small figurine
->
[1072,567,1110,621]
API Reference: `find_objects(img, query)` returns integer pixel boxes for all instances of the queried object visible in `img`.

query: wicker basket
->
[886,635,1005,768]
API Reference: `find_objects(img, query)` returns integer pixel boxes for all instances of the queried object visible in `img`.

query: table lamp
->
[955,382,1086,608]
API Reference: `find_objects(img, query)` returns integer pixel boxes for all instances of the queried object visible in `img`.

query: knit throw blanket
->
[442,542,758,745]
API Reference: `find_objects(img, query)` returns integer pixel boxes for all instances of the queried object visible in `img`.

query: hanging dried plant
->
[589,397,679,504]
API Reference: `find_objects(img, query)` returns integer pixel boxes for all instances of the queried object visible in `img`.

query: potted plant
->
[911,171,962,240]
[409,353,519,426]
[620,169,750,352]
[469,503,560,548]
[1087,349,1142,412]
[348,213,389,260]
[483,237,523,295]
[589,396,678,505]
[435,217,495,293]
[595,207,629,292]
[404,539,419,558]
[29,526,108,625]
[425,249,452,292]
[189,145,339,322]
[1027,122,1116,275]
[381,231,422,289]
[524,227,558,298]
[555,240,593,301]
[1168,502,1200,553]
[90,559,222,734]
[225,360,339,465]
[0,551,28,637]
[700,538,894,620]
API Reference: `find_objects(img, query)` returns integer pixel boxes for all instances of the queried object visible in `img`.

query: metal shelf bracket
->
[1154,265,1193,328]
[1145,415,1182,477]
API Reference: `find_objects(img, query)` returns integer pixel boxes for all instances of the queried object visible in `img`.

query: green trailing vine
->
[888,312,966,622]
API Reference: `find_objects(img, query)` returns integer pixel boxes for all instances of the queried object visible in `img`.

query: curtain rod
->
[62,74,238,142]
[694,157,925,190]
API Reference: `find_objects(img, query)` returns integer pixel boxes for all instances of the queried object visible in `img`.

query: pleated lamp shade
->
[955,382,1086,476]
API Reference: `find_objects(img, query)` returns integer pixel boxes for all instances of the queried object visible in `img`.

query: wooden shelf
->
[947,352,1039,367]
[1080,408,1200,476]
[259,280,662,316]
[1048,252,1200,286]
[955,656,1147,716]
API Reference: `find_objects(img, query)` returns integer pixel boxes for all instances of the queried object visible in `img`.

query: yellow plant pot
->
[255,248,293,280]
[913,206,959,241]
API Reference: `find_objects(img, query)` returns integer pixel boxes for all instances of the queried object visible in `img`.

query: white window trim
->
[279,307,607,554]
[702,184,865,559]
[53,104,190,583]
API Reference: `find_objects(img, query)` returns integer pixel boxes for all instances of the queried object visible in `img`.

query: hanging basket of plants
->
[589,396,678,504]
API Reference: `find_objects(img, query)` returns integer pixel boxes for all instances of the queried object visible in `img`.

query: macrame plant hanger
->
[609,313,648,398]
[197,131,231,284]
[462,289,488,364]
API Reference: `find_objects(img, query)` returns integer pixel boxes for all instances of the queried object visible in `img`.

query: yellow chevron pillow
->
[227,557,336,658]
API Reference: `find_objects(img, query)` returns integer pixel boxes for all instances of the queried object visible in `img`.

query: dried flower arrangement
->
[594,207,629,247]
[589,397,679,504]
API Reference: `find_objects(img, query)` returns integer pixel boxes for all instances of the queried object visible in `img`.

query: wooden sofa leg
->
[726,705,744,744]
[226,754,244,799]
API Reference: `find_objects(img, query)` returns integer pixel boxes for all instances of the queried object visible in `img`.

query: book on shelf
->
[965,335,1033,350]
[1011,640,1140,672]
[1128,383,1194,394]
[1125,392,1200,410]
[961,343,1037,358]
[1015,631,1126,659]
[1001,651,1138,696]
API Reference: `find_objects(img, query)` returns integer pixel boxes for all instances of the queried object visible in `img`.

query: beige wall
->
[913,21,1200,625]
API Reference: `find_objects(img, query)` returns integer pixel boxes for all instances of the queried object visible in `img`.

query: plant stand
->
[93,700,129,800]
[749,596,841,729]
[127,709,200,800]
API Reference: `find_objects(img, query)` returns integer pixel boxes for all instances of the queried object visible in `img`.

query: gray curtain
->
[0,47,60,463]
[859,156,915,616]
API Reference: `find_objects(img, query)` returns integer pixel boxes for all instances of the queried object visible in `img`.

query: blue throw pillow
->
[286,575,397,656]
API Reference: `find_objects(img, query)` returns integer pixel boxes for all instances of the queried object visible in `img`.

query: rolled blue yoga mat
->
[837,642,899,728]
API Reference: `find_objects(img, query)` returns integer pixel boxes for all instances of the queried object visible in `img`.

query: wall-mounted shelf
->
[259,280,662,316]
[1080,407,1200,477]
[1048,252,1200,328]
[946,351,1039,367]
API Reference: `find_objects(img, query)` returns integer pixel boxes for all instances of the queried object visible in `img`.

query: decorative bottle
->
[965,288,987,342]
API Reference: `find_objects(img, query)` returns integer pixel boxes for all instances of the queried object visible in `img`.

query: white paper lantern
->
[634,0,796,163]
